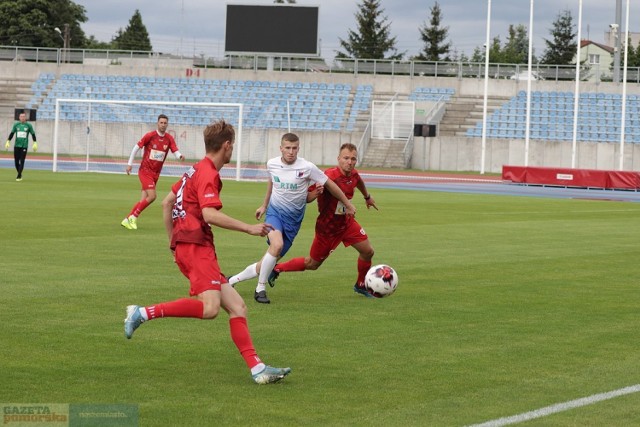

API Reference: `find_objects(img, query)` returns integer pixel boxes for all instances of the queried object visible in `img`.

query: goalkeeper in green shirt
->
[5,112,37,181]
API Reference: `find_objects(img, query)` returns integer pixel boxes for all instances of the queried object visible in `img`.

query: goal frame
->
[52,98,245,180]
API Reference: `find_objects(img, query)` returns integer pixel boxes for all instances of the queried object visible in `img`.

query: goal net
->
[52,99,270,181]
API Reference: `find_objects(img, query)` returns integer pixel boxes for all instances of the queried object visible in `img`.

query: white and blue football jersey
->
[266,156,328,226]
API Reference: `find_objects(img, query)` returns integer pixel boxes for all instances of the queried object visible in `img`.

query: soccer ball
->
[364,264,398,298]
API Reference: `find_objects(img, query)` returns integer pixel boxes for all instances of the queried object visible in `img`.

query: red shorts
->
[309,220,368,262]
[174,243,227,295]
[138,169,159,190]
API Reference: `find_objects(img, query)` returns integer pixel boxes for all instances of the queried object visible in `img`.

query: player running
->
[123,119,291,384]
[121,114,184,230]
[268,143,378,297]
[227,133,356,304]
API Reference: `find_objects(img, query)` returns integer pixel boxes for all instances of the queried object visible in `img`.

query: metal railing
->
[402,134,414,168]
[3,45,640,83]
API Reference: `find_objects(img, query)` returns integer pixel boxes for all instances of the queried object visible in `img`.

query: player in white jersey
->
[228,133,356,304]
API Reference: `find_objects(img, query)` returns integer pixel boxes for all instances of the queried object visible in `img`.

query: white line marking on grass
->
[468,384,640,427]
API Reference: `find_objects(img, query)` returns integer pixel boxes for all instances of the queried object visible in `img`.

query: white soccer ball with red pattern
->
[364,264,398,297]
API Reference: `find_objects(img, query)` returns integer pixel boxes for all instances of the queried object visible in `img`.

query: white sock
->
[256,252,278,292]
[251,363,266,375]
[228,263,258,285]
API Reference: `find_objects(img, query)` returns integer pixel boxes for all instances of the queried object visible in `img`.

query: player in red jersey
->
[123,119,291,384]
[267,143,378,297]
[121,114,184,230]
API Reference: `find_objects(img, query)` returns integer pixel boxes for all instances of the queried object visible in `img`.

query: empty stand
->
[465,90,640,143]
[31,73,368,131]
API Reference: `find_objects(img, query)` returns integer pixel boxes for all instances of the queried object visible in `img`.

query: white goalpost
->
[52,99,269,181]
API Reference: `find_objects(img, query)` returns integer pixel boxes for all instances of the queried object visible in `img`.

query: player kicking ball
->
[268,143,378,297]
[226,133,355,304]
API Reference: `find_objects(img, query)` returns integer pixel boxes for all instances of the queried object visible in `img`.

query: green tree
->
[470,45,485,63]
[85,35,114,50]
[471,36,505,63]
[112,9,152,51]
[0,0,87,48]
[415,1,450,61]
[470,25,533,65]
[502,24,531,64]
[488,36,505,63]
[541,9,577,65]
[625,39,640,68]
[336,0,404,60]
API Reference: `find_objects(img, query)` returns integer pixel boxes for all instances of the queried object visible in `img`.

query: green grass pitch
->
[1,169,640,426]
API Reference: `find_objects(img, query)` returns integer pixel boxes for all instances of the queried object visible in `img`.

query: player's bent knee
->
[270,242,284,255]
[229,306,247,318]
[226,301,247,318]
[201,305,221,319]
[303,256,323,270]
[201,309,219,320]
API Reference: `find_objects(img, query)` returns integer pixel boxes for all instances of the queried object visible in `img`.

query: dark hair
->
[203,119,235,153]
[281,133,299,144]
[157,114,169,122]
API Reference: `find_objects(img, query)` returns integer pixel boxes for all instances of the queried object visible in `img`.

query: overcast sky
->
[78,1,632,59]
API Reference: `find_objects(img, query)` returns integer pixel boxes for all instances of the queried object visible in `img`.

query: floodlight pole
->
[54,26,65,64]
[524,0,534,167]
[618,0,630,171]
[613,0,622,83]
[570,0,583,169]
[480,0,491,175]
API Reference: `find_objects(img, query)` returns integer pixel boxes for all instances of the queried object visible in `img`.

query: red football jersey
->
[137,130,179,175]
[169,157,223,249]
[314,166,361,235]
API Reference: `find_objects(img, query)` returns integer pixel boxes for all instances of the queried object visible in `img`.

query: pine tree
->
[112,10,152,52]
[488,36,504,63]
[626,39,640,68]
[416,1,451,61]
[336,0,403,60]
[541,9,577,65]
[502,24,530,64]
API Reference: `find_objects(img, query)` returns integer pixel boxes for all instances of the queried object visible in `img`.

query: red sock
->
[144,298,204,319]
[127,203,138,217]
[133,199,151,217]
[357,258,372,287]
[229,317,262,369]
[275,257,306,273]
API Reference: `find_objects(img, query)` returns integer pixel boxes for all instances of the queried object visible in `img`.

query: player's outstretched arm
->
[126,145,140,175]
[324,179,356,215]
[204,207,274,236]
[356,180,378,210]
[256,180,273,219]
[306,184,323,203]
[6,131,14,149]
